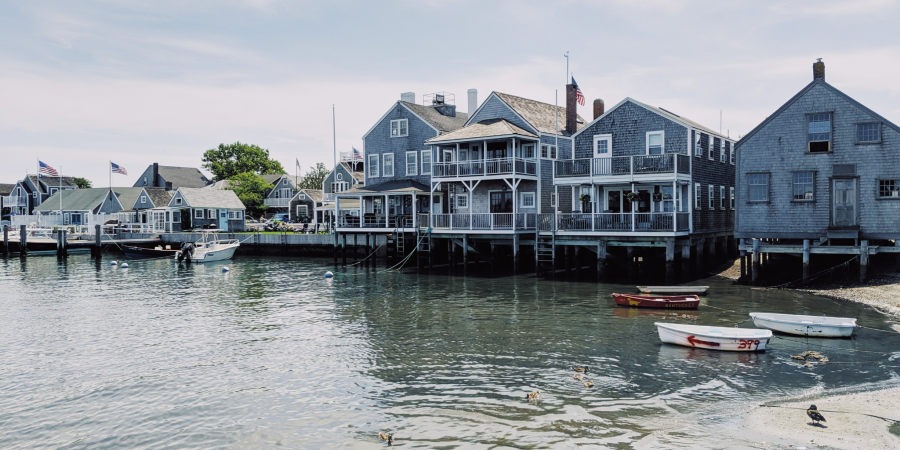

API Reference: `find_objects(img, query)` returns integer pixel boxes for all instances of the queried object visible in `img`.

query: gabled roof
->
[338,162,365,182]
[425,118,538,144]
[735,78,900,148]
[488,92,588,135]
[144,187,174,208]
[205,180,231,190]
[297,189,323,203]
[339,179,430,195]
[261,174,285,185]
[362,100,469,140]
[0,184,15,196]
[573,97,731,141]
[26,175,79,193]
[112,187,145,211]
[34,188,113,211]
[156,166,212,188]
[172,187,245,209]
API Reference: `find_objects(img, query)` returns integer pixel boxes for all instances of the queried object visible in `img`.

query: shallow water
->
[1,254,898,449]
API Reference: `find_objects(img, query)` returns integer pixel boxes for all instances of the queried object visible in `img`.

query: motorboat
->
[612,293,700,309]
[655,322,772,352]
[638,286,709,295]
[748,312,857,338]
[122,244,180,259]
[175,232,239,263]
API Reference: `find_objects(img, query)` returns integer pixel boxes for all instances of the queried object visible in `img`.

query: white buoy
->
[110,260,118,266]
[325,271,333,278]
[121,262,129,268]
[222,267,230,272]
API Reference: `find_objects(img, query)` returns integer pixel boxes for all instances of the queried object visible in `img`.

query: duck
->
[572,366,588,373]
[806,405,826,425]
[791,355,806,361]
[573,373,584,381]
[378,432,393,446]
[526,390,540,400]
[584,380,595,388]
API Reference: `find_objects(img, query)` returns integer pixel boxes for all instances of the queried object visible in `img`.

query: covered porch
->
[426,119,539,180]
[335,180,437,232]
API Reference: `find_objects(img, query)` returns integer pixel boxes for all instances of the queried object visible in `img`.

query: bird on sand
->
[378,432,393,446]
[807,405,826,425]
[526,390,540,400]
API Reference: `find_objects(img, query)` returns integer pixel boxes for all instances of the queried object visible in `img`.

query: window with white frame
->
[406,151,417,176]
[336,173,343,181]
[708,136,715,160]
[748,173,769,202]
[708,185,715,209]
[540,144,557,159]
[694,131,702,157]
[421,150,432,175]
[175,197,182,205]
[647,131,664,155]
[390,119,408,137]
[551,193,557,208]
[594,134,612,157]
[807,113,831,152]
[228,211,237,219]
[207,209,215,219]
[792,171,814,201]
[296,205,308,218]
[368,155,379,177]
[64,213,69,225]
[194,209,203,218]
[719,140,727,162]
[719,186,726,209]
[383,154,394,177]
[520,192,535,208]
[729,142,734,164]
[140,195,147,204]
[456,193,468,208]
[522,144,535,159]
[694,183,701,209]
[730,187,735,209]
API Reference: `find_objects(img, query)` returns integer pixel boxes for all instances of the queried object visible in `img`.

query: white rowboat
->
[655,322,772,352]
[749,312,856,338]
[638,286,709,295]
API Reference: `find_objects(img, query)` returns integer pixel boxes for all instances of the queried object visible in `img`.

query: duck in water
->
[526,390,540,400]
[807,405,826,425]
[378,432,393,446]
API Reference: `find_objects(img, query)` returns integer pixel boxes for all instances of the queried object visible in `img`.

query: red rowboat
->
[612,293,700,309]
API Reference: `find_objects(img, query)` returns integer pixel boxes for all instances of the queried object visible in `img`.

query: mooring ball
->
[222,267,230,272]
[121,263,129,268]
[110,261,117,265]
[325,271,334,278]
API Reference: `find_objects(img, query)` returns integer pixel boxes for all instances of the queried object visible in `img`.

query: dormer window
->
[808,113,831,152]
[390,119,408,137]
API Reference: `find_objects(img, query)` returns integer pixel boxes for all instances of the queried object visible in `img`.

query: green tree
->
[72,177,92,189]
[297,162,331,190]
[227,172,270,218]
[202,142,285,181]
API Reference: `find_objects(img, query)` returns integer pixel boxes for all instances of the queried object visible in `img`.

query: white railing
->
[429,213,535,230]
[264,198,291,207]
[323,193,336,203]
[432,157,537,178]
[338,215,415,229]
[549,212,690,232]
[9,213,137,229]
[554,154,691,179]
[1,196,27,207]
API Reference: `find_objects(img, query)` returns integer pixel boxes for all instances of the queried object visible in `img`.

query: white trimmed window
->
[748,173,769,202]
[194,209,203,219]
[792,171,815,201]
[719,141,727,162]
[383,154,394,177]
[729,142,734,164]
[694,183,701,209]
[719,186,726,209]
[594,134,612,157]
[406,151,417,176]
[456,193,468,208]
[522,144,536,159]
[708,136,715,160]
[694,132,702,157]
[368,155,379,178]
[551,193,557,208]
[540,144,557,159]
[140,195,147,204]
[421,150,432,175]
[390,119,408,137]
[730,187,735,209]
[64,213,69,224]
[878,180,900,198]
[207,209,215,219]
[296,205,308,218]
[646,131,664,155]
[521,192,535,208]
[336,173,343,181]
[708,185,714,209]
[175,198,182,205]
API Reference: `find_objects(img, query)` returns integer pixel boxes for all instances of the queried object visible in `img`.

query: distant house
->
[13,175,80,214]
[1,183,16,220]
[34,188,130,225]
[261,174,299,217]
[133,163,212,189]
[131,187,176,228]
[289,189,323,226]
[735,60,900,282]
[323,162,365,204]
[165,187,246,232]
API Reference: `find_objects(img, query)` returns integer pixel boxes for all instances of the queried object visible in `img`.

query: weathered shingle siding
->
[134,190,153,209]
[736,82,900,237]
[691,134,736,233]
[573,102,688,159]
[363,103,438,187]
[468,95,538,135]
[539,134,571,213]
[289,195,316,222]
[323,165,356,194]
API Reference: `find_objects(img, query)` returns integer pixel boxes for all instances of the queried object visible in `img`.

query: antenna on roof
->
[720,110,722,134]
[564,51,569,83]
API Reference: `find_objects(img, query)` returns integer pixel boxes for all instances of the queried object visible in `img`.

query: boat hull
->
[749,313,856,338]
[638,286,709,295]
[655,322,772,352]
[122,246,180,259]
[612,293,700,309]
[176,244,239,263]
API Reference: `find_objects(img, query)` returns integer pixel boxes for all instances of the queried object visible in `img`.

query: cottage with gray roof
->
[34,188,131,226]
[134,163,212,189]
[166,187,246,232]
[13,174,80,214]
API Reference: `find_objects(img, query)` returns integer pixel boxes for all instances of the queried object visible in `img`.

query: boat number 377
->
[737,339,762,350]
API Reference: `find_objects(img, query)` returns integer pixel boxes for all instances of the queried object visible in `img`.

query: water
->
[1,255,898,449]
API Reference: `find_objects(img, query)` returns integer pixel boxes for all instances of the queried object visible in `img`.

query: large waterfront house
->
[735,60,900,281]
[133,163,212,189]
[164,188,246,232]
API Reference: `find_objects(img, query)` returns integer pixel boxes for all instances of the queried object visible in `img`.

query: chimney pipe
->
[467,89,478,114]
[400,92,415,103]
[152,163,159,187]
[593,99,605,120]
[565,84,577,134]
[813,58,825,80]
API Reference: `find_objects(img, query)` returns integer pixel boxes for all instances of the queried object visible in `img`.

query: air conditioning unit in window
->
[892,190,899,197]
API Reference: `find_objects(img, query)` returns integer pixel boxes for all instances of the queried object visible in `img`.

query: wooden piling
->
[512,234,519,274]
[3,225,8,256]
[751,239,760,285]
[694,239,704,274]
[860,239,869,282]
[365,233,371,267]
[802,239,810,284]
[333,232,338,265]
[463,234,469,269]
[739,239,746,280]
[665,240,675,282]
[681,243,691,279]
[596,240,607,281]
[92,225,101,258]
[341,233,347,266]
[20,225,28,256]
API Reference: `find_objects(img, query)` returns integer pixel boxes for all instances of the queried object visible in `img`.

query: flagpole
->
[59,165,62,218]
[332,105,337,170]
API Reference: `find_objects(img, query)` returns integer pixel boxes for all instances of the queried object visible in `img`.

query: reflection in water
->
[0,254,898,448]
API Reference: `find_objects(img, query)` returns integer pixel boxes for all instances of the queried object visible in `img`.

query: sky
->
[2,0,899,186]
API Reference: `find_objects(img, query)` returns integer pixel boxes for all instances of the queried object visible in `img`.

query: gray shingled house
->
[289,189,323,229]
[166,187,246,232]
[133,163,212,189]
[735,60,900,282]
[34,188,132,225]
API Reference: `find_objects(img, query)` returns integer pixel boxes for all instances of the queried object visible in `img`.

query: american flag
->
[352,147,363,160]
[111,162,128,175]
[296,157,301,171]
[39,160,59,177]
[572,76,585,106]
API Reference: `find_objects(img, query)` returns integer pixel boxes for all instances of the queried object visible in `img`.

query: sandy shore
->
[738,387,900,449]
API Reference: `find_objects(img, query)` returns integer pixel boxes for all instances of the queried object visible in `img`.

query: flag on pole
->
[111,162,128,175]
[296,158,301,171]
[353,147,363,160]
[572,76,585,106]
[39,161,59,177]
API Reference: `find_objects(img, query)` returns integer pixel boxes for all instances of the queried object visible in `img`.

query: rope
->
[346,241,387,267]
[857,324,900,334]
[382,233,426,272]
[758,404,900,423]
[770,255,859,289]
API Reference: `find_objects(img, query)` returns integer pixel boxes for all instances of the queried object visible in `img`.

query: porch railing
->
[554,154,690,179]
[1,196,27,207]
[263,198,291,207]
[338,215,415,228]
[428,213,536,230]
[433,157,537,178]
[548,212,690,232]
[323,193,336,203]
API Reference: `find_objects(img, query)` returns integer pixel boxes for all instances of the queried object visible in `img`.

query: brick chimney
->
[566,84,577,134]
[593,99,605,120]
[813,58,825,80]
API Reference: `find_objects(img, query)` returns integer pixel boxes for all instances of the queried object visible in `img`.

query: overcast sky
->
[2,0,898,186]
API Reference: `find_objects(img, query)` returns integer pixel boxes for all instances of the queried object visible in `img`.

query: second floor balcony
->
[2,196,28,207]
[263,197,291,207]
[554,154,690,183]
[433,157,537,179]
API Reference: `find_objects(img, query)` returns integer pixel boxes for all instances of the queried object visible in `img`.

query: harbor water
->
[1,255,898,449]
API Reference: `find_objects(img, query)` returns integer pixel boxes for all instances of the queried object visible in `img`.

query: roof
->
[0,184,14,196]
[112,187,145,210]
[425,118,538,144]
[174,187,245,209]
[573,97,731,141]
[339,179,430,195]
[298,189,323,203]
[205,180,231,190]
[493,92,588,135]
[736,78,900,147]
[339,162,365,182]
[400,101,469,133]
[260,174,284,184]
[27,175,79,193]
[144,187,174,207]
[34,188,113,211]
[156,166,212,188]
